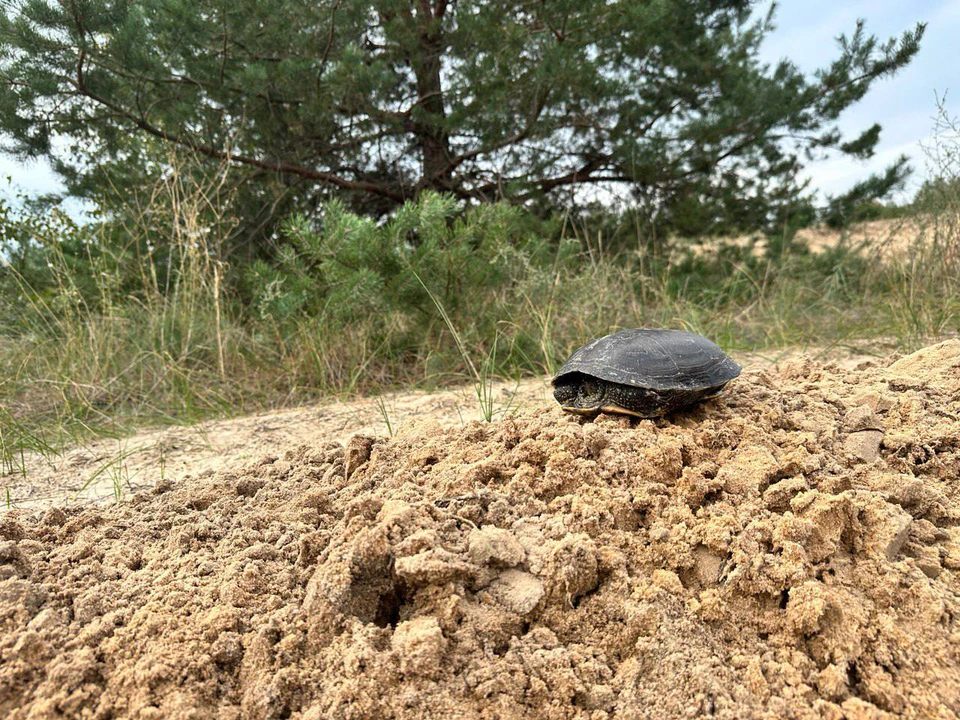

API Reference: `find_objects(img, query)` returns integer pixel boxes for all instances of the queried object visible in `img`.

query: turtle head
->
[553,374,607,415]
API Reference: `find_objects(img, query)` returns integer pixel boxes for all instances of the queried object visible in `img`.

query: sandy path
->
[2,378,551,510]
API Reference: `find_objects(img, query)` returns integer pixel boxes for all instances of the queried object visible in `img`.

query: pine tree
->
[0,0,924,239]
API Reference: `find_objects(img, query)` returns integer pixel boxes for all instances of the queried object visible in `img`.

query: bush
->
[246,192,563,322]
[242,192,578,383]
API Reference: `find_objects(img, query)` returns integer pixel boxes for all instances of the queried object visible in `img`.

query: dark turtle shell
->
[552,329,741,416]
[554,329,740,391]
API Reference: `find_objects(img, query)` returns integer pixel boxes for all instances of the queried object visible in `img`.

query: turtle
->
[552,328,741,418]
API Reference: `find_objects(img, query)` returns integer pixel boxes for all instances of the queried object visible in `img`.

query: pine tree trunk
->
[413,0,452,191]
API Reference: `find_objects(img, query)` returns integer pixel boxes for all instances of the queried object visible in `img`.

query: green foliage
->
[0,0,925,245]
[913,177,960,213]
[2,182,958,445]
[246,191,566,329]
[822,156,912,228]
[0,194,93,308]
[4,93,960,445]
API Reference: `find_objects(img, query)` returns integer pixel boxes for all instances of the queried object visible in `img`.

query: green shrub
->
[2,176,957,444]
[246,192,564,323]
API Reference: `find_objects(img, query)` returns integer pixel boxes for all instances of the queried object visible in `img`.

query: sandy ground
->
[1,377,552,511]
[691,214,958,260]
[2,343,900,512]
[1,339,959,719]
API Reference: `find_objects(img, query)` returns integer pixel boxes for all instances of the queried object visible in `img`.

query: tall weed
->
[865,96,960,349]
[0,151,253,438]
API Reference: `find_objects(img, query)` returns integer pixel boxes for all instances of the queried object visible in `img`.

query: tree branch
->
[68,77,404,201]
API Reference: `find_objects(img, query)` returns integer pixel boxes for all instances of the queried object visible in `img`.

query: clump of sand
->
[2,342,959,719]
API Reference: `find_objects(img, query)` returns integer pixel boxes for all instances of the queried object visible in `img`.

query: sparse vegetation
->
[0,23,957,459]
[2,156,958,450]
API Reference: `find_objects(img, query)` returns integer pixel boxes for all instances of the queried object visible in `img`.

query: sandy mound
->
[2,342,959,719]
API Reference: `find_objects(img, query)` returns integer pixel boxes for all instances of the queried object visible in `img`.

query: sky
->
[1,0,957,210]
[757,0,960,202]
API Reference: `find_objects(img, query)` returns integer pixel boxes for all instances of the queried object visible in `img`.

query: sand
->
[1,341,959,719]
[689,216,948,260]
[1,344,895,511]
[0,377,554,510]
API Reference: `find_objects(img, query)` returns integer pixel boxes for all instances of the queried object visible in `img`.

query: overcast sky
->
[1,1,956,210]
[758,0,959,201]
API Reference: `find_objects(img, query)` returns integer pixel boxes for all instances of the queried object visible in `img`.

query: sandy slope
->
[1,340,958,718]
